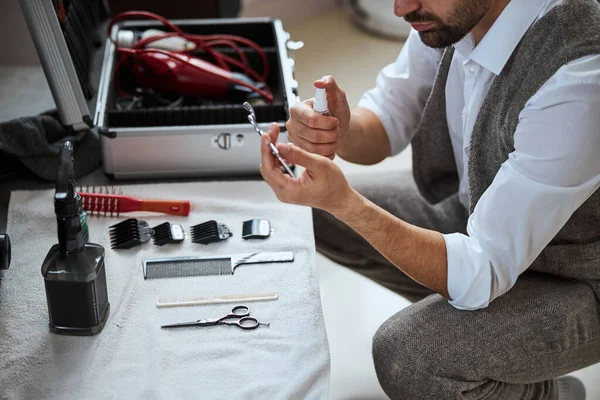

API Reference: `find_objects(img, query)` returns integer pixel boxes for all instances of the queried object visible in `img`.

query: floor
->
[1,7,599,399]
[288,9,600,400]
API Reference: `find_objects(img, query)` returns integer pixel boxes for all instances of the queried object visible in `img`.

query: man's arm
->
[335,189,450,297]
[260,131,451,297]
[333,67,600,308]
[260,55,600,309]
[335,107,391,165]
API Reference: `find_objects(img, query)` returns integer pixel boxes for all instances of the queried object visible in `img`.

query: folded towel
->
[0,181,330,399]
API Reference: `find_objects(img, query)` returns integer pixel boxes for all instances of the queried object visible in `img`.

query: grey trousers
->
[313,170,600,400]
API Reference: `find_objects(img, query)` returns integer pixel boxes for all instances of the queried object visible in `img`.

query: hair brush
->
[78,187,190,217]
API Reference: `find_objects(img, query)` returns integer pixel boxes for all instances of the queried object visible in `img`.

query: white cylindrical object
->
[314,88,328,114]
[116,30,136,48]
[156,292,279,308]
[141,29,196,52]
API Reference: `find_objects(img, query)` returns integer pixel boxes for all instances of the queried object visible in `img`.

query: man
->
[260,0,600,398]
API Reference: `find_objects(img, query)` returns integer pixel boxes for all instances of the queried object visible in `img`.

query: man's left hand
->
[259,123,355,213]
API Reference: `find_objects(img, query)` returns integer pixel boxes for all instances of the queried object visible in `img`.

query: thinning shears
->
[243,102,296,177]
[161,305,269,330]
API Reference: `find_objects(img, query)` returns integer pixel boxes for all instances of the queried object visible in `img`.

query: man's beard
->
[417,26,471,49]
[404,0,491,48]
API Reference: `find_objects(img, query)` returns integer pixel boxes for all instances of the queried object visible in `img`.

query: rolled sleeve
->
[444,233,493,310]
[443,64,600,310]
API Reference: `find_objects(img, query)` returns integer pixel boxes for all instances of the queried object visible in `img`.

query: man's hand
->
[286,76,352,160]
[260,124,450,298]
[260,123,354,213]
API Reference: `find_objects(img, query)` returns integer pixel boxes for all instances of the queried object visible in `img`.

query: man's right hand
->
[286,76,351,159]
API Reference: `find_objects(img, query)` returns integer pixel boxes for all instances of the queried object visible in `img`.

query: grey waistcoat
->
[411,0,600,280]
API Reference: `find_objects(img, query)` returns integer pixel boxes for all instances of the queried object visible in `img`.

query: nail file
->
[143,251,295,280]
[156,292,279,308]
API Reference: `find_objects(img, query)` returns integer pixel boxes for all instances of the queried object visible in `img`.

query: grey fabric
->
[410,47,458,206]
[0,113,101,181]
[412,0,600,285]
[373,273,600,400]
[314,171,600,399]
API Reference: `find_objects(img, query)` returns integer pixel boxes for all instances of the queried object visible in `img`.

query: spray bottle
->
[41,142,110,336]
[314,88,329,116]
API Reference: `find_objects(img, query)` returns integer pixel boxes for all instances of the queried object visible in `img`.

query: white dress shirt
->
[358,0,600,310]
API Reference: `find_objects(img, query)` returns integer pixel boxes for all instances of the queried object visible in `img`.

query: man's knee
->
[372,302,455,399]
[372,314,427,399]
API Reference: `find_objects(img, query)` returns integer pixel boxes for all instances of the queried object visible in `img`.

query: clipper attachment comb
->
[190,221,232,244]
[109,219,153,249]
[152,222,185,246]
[242,219,272,240]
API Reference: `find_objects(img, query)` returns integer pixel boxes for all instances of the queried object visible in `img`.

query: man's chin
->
[418,30,465,49]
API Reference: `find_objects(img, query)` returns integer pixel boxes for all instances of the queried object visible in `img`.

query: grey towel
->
[0,112,101,181]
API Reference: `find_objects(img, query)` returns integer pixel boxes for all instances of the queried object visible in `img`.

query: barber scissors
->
[161,306,269,330]
[243,102,296,177]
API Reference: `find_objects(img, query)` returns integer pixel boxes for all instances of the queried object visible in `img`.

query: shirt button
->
[462,109,467,120]
[467,66,476,75]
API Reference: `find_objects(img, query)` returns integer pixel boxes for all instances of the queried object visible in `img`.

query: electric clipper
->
[41,142,110,336]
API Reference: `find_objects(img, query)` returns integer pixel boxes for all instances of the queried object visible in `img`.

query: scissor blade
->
[161,320,213,329]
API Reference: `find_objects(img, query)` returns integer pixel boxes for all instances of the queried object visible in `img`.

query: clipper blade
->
[109,219,152,249]
[152,222,185,246]
[190,221,232,244]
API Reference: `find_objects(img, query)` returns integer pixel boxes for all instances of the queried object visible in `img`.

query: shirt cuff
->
[443,233,493,311]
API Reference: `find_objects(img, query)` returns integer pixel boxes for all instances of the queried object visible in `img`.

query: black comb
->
[190,221,232,244]
[152,222,185,246]
[109,219,152,249]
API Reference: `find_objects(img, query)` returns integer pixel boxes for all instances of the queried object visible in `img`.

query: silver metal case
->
[20,0,300,179]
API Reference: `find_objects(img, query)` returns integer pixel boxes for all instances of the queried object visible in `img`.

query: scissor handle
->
[229,305,250,317]
[235,316,260,330]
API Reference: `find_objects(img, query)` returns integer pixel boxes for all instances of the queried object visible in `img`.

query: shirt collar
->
[459,0,550,75]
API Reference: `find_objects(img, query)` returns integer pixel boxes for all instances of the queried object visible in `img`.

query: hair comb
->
[78,186,190,217]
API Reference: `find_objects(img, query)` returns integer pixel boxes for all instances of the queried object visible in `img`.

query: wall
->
[0,0,341,66]
[240,0,340,28]
[0,0,40,65]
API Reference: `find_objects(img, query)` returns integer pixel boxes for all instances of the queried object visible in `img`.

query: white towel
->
[0,181,330,399]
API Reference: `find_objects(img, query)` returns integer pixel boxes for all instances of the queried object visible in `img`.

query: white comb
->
[156,292,279,308]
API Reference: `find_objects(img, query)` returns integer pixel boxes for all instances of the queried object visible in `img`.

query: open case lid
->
[20,0,107,131]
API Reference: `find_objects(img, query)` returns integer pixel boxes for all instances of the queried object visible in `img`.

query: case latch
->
[212,133,245,150]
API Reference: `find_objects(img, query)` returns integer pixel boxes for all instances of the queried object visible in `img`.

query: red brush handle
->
[78,193,190,216]
[140,199,190,216]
